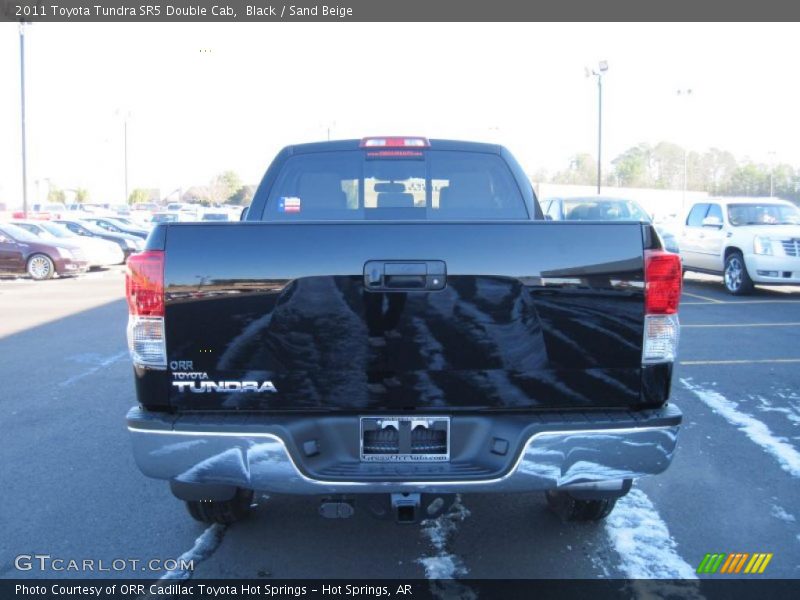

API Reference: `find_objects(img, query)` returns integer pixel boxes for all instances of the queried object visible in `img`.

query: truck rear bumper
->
[126,405,681,494]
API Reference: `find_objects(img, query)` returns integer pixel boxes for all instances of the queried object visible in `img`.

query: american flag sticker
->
[279,197,302,213]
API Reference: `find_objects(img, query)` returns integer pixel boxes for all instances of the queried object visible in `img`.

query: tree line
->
[129,171,255,207]
[51,144,800,207]
[536,142,800,202]
[45,171,255,207]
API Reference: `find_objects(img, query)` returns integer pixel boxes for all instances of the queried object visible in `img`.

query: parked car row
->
[0,217,143,280]
[51,219,145,259]
[11,220,126,268]
[11,202,244,226]
[80,216,149,239]
[8,194,796,293]
[0,222,90,280]
[1,202,248,281]
[1,203,249,280]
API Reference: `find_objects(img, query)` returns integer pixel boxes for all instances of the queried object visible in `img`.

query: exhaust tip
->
[319,499,355,519]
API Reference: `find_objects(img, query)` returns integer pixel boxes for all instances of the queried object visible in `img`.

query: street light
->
[19,22,29,218]
[115,109,132,203]
[587,61,608,194]
[676,88,693,209]
[767,151,776,197]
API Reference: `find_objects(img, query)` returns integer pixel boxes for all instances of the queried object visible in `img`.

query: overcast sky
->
[1,22,799,206]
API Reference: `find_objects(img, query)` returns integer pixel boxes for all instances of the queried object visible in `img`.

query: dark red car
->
[0,222,89,280]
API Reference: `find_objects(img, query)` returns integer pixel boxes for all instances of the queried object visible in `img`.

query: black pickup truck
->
[125,137,683,524]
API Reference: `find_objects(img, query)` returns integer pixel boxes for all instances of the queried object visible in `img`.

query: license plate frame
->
[360,416,450,463]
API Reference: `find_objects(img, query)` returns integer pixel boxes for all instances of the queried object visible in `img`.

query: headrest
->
[566,204,594,220]
[374,182,405,193]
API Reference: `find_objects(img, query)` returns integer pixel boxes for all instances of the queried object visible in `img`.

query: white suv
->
[680,198,800,294]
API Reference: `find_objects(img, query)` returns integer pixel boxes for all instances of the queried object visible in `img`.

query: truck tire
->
[545,490,617,522]
[724,251,754,295]
[185,488,254,524]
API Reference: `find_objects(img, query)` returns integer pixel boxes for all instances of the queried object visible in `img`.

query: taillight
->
[126,250,166,369]
[126,250,164,316]
[645,250,682,315]
[643,250,682,364]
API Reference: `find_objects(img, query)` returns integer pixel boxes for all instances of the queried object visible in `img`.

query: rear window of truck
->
[264,150,528,220]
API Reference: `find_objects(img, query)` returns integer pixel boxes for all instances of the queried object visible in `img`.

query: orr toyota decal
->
[170,361,277,394]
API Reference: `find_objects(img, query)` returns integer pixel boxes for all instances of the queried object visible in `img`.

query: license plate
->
[360,416,450,462]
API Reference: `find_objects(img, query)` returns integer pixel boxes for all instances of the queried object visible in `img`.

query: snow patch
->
[160,523,226,581]
[417,495,476,600]
[419,495,470,556]
[756,402,800,425]
[682,379,800,477]
[417,554,467,580]
[605,489,697,580]
[770,505,796,523]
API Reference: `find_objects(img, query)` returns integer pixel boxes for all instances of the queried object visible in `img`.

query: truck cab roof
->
[283,138,505,156]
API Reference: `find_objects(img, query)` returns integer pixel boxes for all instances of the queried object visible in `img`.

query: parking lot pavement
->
[0,271,797,581]
[0,267,126,338]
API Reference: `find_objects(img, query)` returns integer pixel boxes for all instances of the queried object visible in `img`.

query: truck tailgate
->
[154,221,653,411]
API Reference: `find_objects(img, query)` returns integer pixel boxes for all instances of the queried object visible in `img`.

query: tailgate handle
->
[364,261,446,291]
[385,263,426,288]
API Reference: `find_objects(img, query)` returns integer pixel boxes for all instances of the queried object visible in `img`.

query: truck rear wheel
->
[185,488,254,524]
[545,490,617,522]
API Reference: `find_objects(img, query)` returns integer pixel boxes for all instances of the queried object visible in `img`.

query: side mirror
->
[701,216,723,228]
[240,206,249,221]
[0,235,11,244]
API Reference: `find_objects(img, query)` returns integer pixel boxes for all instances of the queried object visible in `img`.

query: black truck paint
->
[137,220,670,412]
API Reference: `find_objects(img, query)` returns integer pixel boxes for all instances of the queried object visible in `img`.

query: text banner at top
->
[2,0,799,23]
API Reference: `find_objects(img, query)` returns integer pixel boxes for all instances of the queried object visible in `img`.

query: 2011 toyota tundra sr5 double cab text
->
[125,137,683,524]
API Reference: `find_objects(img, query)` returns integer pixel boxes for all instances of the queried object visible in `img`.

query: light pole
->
[19,22,29,218]
[676,88,693,209]
[115,109,132,203]
[124,119,129,202]
[587,61,608,194]
[767,151,776,197]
